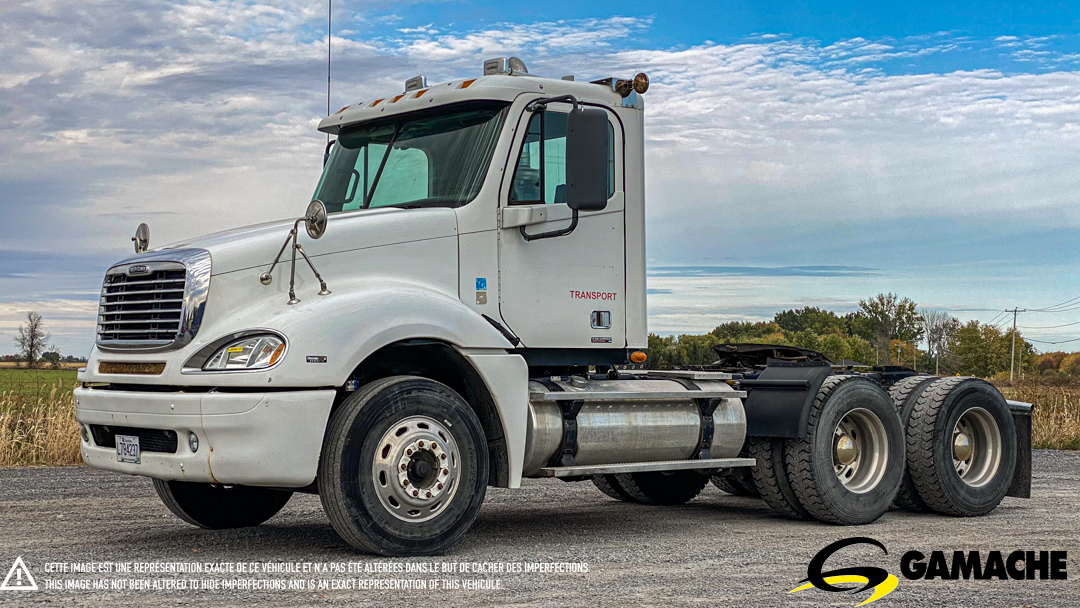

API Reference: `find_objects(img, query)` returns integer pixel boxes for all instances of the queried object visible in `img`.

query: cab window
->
[510,111,615,204]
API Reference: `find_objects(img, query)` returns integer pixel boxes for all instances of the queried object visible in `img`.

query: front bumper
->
[74,386,335,488]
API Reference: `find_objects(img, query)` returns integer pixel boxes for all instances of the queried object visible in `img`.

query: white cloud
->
[1,3,1078,352]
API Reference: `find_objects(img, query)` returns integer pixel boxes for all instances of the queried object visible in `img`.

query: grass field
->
[0,368,1076,468]
[0,367,81,467]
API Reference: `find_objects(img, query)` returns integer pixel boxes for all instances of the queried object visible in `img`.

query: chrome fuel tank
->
[522,378,746,476]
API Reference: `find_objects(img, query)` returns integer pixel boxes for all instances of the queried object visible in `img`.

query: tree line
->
[645,292,1071,381]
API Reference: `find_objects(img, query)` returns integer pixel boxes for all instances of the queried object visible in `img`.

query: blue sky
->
[1,0,1079,355]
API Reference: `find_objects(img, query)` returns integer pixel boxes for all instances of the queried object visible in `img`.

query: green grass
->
[0,368,79,399]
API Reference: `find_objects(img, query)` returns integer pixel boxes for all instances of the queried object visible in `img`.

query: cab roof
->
[317,73,641,135]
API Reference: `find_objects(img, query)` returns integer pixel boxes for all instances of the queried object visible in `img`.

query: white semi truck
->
[75,57,1031,556]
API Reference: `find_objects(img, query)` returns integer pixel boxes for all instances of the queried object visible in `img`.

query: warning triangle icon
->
[1,557,38,591]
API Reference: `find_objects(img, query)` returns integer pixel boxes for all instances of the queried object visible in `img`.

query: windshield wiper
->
[362,121,402,208]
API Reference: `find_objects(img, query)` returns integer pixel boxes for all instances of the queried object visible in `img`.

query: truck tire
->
[152,479,292,529]
[711,469,759,497]
[748,437,809,519]
[318,376,489,556]
[887,375,938,512]
[785,376,904,525]
[906,377,1016,516]
[592,474,638,502]
[612,471,709,505]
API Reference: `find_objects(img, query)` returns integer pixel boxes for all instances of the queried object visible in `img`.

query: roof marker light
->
[461,79,476,89]
[404,75,428,92]
[415,89,429,98]
[390,94,404,103]
[370,99,384,107]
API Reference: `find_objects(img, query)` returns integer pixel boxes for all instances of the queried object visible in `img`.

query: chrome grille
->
[98,264,187,345]
[96,250,211,352]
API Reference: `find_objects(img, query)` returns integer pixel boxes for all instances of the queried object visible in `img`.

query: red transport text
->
[570,291,618,301]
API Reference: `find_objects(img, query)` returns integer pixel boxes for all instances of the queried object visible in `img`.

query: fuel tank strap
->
[536,379,586,468]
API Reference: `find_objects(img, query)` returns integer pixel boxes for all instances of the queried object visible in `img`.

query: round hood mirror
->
[305,200,328,239]
[132,223,150,253]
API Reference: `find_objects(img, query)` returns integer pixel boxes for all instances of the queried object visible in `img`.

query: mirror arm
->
[323,139,335,166]
[526,94,579,113]
[518,209,578,242]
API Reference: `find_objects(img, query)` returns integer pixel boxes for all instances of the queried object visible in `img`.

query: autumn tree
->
[14,311,51,369]
[859,293,923,365]
[921,309,960,374]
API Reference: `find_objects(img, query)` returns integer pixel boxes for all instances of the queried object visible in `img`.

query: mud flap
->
[1006,400,1032,499]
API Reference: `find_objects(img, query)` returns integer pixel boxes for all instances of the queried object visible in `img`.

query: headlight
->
[203,335,286,371]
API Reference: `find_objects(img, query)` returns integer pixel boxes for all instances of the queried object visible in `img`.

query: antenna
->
[323,0,332,165]
[327,0,331,137]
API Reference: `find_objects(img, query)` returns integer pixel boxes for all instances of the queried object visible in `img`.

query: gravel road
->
[1,450,1077,607]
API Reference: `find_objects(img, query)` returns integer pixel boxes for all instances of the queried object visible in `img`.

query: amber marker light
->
[630,351,647,363]
[269,343,286,366]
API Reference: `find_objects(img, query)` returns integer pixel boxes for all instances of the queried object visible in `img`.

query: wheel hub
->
[832,408,889,494]
[834,434,858,465]
[371,416,460,522]
[952,407,1002,487]
[953,432,973,462]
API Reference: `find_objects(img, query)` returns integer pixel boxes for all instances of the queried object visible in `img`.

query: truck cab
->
[75,58,1029,556]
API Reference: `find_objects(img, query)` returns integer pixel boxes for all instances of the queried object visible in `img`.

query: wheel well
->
[338,339,510,488]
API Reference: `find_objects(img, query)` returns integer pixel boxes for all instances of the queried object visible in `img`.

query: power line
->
[1027,336,1080,345]
[1028,294,1080,312]
[1017,319,1080,330]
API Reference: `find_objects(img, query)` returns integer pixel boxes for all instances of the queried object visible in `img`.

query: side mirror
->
[305,200,328,239]
[132,223,150,254]
[564,108,609,212]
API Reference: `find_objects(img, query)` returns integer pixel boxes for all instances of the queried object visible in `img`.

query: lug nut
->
[401,464,407,470]
[426,492,432,498]
[413,490,419,496]
[418,441,425,448]
[407,449,413,455]
[402,479,409,486]
[440,454,446,460]
[437,483,443,490]
[443,469,449,475]
[431,443,437,450]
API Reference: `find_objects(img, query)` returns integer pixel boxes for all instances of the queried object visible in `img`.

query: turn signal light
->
[630,351,647,363]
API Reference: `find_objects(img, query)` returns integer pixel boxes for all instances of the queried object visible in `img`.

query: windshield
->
[313,101,509,212]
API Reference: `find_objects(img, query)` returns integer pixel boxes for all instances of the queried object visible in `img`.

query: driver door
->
[497,103,626,349]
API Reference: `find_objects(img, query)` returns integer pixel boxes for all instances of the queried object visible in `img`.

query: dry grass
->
[998,384,1080,451]
[0,379,82,467]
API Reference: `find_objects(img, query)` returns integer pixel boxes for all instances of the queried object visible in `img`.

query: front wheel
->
[153,479,292,529]
[318,376,489,556]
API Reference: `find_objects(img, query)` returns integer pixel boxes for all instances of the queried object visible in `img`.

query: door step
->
[537,457,755,478]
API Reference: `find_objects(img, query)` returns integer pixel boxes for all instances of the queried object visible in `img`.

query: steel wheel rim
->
[371,415,460,522]
[952,407,1001,488]
[832,408,889,494]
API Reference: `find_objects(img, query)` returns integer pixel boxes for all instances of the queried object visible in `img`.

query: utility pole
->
[1008,308,1025,383]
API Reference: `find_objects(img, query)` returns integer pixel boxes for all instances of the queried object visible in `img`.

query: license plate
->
[116,434,141,464]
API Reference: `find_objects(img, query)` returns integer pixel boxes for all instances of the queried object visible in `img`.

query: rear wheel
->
[318,376,488,556]
[785,376,904,525]
[153,479,291,529]
[748,437,808,519]
[888,375,938,512]
[612,471,709,505]
[711,465,759,497]
[592,474,637,502]
[906,377,1016,516]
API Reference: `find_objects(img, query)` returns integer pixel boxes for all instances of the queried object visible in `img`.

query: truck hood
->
[150,207,459,276]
